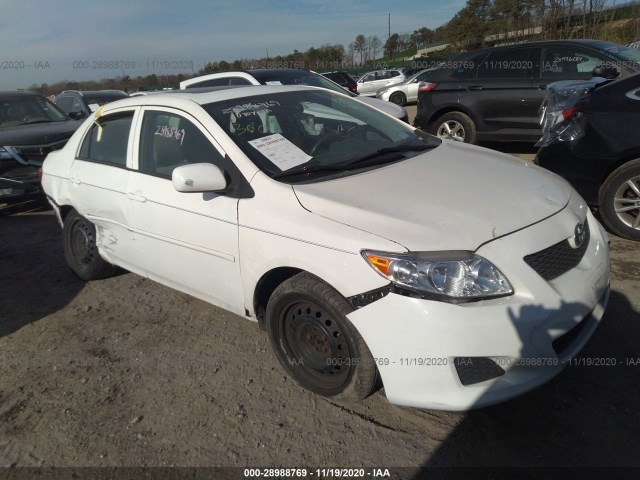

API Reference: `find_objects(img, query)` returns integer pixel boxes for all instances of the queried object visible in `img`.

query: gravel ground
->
[1,140,639,474]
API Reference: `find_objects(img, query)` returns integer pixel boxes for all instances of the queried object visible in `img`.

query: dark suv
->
[1,91,80,214]
[55,90,129,120]
[414,39,640,143]
[320,71,358,93]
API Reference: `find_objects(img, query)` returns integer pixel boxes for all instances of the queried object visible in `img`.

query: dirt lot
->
[1,146,640,473]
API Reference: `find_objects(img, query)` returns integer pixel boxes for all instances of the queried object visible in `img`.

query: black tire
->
[63,210,117,280]
[389,91,406,106]
[599,159,640,241]
[266,273,378,401]
[429,111,477,144]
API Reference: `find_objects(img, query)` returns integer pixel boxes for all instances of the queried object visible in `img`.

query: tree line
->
[28,0,639,96]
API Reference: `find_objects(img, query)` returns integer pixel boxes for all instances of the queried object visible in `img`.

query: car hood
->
[355,96,406,119]
[292,141,572,251]
[0,120,80,146]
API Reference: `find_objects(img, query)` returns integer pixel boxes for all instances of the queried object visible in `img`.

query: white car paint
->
[179,71,408,121]
[356,69,406,97]
[377,69,436,105]
[42,86,610,410]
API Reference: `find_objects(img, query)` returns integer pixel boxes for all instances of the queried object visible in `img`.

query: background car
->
[414,39,640,143]
[55,90,129,120]
[536,72,640,241]
[376,68,437,106]
[356,69,406,97]
[0,91,79,214]
[320,71,358,93]
[180,69,408,122]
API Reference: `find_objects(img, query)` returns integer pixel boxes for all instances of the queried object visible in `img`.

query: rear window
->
[477,48,531,79]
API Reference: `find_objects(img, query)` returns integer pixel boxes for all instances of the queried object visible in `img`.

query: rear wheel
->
[63,210,117,280]
[430,111,476,144]
[599,159,640,241]
[266,273,378,401]
[389,91,406,106]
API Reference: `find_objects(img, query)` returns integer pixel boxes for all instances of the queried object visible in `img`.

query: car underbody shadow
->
[0,212,85,337]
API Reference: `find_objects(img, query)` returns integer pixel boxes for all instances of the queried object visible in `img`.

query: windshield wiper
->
[272,163,349,180]
[21,119,54,125]
[344,143,435,167]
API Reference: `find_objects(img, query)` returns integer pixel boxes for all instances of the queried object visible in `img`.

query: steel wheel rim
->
[71,220,95,265]
[437,120,465,142]
[614,175,640,230]
[280,300,351,389]
[390,92,404,105]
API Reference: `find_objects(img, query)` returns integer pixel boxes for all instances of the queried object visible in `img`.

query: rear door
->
[68,108,137,265]
[463,47,536,139]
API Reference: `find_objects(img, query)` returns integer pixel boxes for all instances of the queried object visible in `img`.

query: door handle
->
[467,86,483,90]
[127,192,147,203]
[69,176,81,185]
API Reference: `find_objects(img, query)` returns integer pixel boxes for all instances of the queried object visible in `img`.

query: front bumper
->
[348,205,610,411]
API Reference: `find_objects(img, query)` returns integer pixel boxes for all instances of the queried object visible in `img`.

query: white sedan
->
[42,86,610,410]
[376,68,437,106]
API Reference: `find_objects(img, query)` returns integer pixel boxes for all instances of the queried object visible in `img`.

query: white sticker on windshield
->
[248,134,311,171]
[88,103,100,112]
[265,81,282,85]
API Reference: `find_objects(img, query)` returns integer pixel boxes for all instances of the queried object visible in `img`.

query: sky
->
[0,0,466,90]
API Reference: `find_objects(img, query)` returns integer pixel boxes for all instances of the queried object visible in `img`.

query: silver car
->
[356,69,405,97]
[376,69,436,106]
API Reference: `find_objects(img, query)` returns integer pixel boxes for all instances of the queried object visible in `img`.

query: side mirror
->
[592,65,620,79]
[172,163,227,193]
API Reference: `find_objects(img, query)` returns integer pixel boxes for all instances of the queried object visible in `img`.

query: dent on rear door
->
[68,109,137,264]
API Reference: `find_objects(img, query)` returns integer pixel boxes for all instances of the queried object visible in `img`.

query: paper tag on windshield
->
[248,134,311,171]
[265,81,282,85]
[88,103,100,112]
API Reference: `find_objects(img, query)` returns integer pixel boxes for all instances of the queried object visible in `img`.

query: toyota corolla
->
[41,86,610,410]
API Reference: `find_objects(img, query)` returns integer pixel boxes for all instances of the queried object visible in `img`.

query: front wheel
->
[266,273,378,401]
[430,111,476,144]
[389,91,406,106]
[599,159,640,241]
[63,210,117,280]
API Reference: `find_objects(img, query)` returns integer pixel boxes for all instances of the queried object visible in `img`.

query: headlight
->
[362,250,513,301]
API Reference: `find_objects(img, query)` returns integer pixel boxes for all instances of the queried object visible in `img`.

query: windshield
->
[597,41,640,68]
[0,95,68,127]
[204,89,439,182]
[250,70,354,96]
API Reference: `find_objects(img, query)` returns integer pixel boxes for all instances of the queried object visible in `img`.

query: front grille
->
[11,140,67,164]
[524,219,590,281]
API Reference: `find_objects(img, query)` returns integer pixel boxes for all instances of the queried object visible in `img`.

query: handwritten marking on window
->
[155,125,186,145]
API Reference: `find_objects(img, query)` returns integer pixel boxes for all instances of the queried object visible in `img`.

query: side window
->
[451,54,485,79]
[540,47,607,79]
[138,110,225,178]
[56,96,73,113]
[388,71,400,78]
[186,78,227,88]
[71,98,84,114]
[477,49,531,79]
[78,112,133,167]
[361,73,375,82]
[228,77,252,86]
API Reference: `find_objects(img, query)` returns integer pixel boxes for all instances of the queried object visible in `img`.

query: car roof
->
[0,90,41,98]
[60,90,128,96]
[458,39,630,56]
[95,84,330,113]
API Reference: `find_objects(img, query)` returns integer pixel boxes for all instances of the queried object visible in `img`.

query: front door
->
[127,107,244,315]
